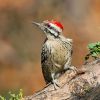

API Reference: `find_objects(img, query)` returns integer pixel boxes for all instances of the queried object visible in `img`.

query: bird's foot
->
[52,79,60,90]
[51,73,60,90]
[67,66,78,73]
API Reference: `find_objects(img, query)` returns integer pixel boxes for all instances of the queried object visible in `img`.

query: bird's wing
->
[62,37,73,52]
[62,38,73,69]
[41,43,52,83]
[41,44,50,64]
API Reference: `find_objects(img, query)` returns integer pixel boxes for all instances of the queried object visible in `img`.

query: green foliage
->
[85,42,100,61]
[0,89,23,100]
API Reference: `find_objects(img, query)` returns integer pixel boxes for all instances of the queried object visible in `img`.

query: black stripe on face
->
[44,27,60,38]
[43,24,60,38]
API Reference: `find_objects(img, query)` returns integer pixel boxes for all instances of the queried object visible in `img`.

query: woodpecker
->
[32,20,73,88]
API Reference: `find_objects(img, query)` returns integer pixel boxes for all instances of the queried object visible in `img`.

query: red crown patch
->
[50,20,64,30]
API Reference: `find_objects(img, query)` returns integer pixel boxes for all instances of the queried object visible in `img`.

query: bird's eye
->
[47,24,50,27]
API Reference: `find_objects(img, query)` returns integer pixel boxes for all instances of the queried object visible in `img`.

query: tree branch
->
[24,59,100,100]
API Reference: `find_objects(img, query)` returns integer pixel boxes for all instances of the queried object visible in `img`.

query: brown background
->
[0,0,100,96]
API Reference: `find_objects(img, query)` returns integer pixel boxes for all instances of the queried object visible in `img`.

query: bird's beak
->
[32,21,40,27]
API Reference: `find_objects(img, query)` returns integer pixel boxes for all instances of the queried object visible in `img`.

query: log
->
[24,59,100,100]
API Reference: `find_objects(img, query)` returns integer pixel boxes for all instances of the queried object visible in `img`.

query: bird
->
[32,20,73,88]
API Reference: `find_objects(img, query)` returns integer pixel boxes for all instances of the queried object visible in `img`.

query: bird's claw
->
[52,79,60,90]
[68,66,78,73]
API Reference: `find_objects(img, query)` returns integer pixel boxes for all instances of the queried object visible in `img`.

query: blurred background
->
[0,0,100,96]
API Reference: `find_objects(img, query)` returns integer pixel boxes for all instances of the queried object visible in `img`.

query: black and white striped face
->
[40,20,62,38]
[32,20,63,38]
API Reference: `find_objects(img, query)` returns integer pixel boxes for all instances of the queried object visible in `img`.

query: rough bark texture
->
[24,59,100,100]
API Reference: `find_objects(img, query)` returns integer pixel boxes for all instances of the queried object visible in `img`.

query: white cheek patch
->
[49,29,58,37]
[49,23,62,33]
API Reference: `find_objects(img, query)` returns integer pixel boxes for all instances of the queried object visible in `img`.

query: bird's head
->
[32,20,64,39]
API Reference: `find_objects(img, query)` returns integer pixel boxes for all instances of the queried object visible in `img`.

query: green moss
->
[85,42,100,61]
[0,89,23,100]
